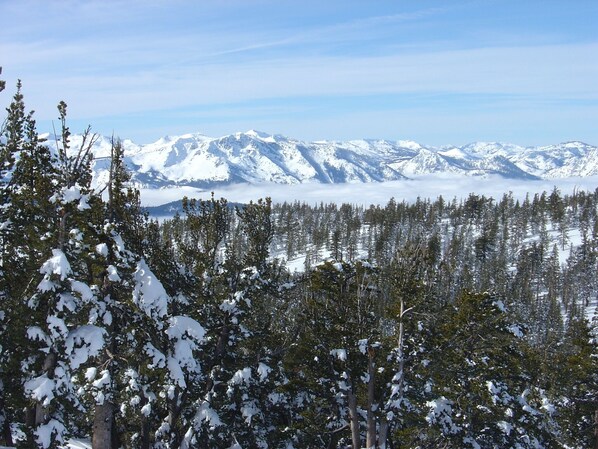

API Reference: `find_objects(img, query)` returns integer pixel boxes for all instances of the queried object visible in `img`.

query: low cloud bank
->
[140,175,598,208]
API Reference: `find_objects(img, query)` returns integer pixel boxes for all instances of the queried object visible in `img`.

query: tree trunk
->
[35,352,57,426]
[0,383,12,446]
[93,401,114,449]
[594,409,598,449]
[347,389,360,449]
[383,298,409,449]
[139,394,151,449]
[139,396,152,449]
[395,298,408,400]
[141,414,151,449]
[25,406,36,428]
[24,406,37,448]
[0,403,13,447]
[166,389,184,448]
[366,347,376,449]
[378,417,389,449]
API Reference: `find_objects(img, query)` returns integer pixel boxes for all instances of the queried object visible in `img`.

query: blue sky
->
[1,0,597,146]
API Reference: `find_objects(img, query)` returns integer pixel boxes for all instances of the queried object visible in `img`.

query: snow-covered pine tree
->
[170,197,293,449]
[0,68,18,448]
[17,102,108,448]
[0,82,66,447]
[157,195,232,448]
[130,203,209,449]
[77,137,173,449]
[214,198,293,448]
[412,291,559,449]
[136,218,200,449]
[285,259,387,449]
[0,93,104,448]
[383,242,441,449]
[546,317,597,448]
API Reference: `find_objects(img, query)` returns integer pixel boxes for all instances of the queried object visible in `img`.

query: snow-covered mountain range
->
[49,131,598,189]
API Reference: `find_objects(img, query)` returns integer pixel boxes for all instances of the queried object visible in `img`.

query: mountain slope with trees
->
[0,74,596,449]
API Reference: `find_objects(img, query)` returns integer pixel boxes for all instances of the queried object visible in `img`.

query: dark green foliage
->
[408,291,558,448]
[236,197,273,269]
[284,260,386,448]
[546,318,598,447]
[1,81,65,448]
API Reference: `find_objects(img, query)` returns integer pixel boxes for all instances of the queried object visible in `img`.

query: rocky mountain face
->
[48,131,598,188]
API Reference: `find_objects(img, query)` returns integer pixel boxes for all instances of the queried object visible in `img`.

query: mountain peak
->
[561,141,592,148]
[396,140,424,150]
[41,131,598,189]
[244,129,271,139]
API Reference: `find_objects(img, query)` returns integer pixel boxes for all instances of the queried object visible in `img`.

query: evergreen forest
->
[0,77,597,449]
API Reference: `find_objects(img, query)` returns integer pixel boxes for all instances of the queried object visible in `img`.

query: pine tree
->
[174,197,294,448]
[285,259,388,449]
[0,93,104,448]
[80,137,174,449]
[160,195,232,448]
[549,318,598,448]
[412,291,559,448]
[0,82,68,448]
[221,198,293,448]
[18,102,106,448]
[0,67,18,448]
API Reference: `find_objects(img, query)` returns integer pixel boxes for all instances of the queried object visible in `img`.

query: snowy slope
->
[42,132,598,189]
[510,141,598,178]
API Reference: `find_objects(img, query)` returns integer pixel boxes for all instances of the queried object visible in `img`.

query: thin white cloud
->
[1,0,596,145]
[1,3,451,72]
[5,41,595,120]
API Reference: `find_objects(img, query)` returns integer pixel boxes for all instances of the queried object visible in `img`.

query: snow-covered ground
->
[1,439,90,449]
[64,440,91,449]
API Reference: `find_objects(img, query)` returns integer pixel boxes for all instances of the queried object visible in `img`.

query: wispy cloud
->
[1,0,596,144]
[7,41,596,118]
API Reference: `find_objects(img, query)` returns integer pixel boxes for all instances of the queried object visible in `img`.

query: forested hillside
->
[1,79,596,449]
[271,189,598,328]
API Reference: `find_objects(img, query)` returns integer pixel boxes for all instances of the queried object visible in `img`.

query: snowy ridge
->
[43,132,598,189]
